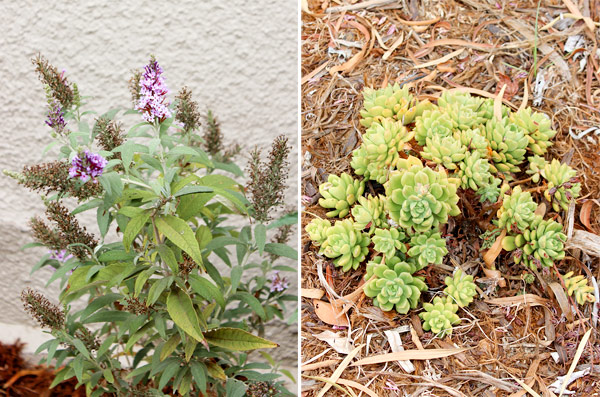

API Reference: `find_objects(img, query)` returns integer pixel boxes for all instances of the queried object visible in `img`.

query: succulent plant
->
[502,216,566,270]
[495,186,537,232]
[351,194,388,232]
[419,296,460,337]
[320,219,371,272]
[407,230,448,269]
[305,218,331,246]
[318,173,365,218]
[364,255,415,281]
[483,117,528,174]
[364,260,427,313]
[526,155,547,183]
[562,271,596,305]
[476,175,502,203]
[385,156,460,232]
[372,227,407,257]
[360,83,430,128]
[541,159,581,212]
[510,107,557,155]
[443,103,487,131]
[455,128,488,157]
[444,269,477,307]
[414,108,456,146]
[479,97,510,121]
[456,150,494,191]
[437,90,484,112]
[350,146,376,182]
[420,135,466,170]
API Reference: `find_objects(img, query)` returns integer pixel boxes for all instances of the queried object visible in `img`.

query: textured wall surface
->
[0,0,298,378]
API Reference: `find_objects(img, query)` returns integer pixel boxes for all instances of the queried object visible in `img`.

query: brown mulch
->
[301,0,600,396]
[0,340,85,397]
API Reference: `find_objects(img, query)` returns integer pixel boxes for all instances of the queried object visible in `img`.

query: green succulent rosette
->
[320,219,370,272]
[350,146,378,182]
[456,150,494,191]
[455,128,488,157]
[510,107,557,155]
[479,97,510,121]
[437,90,484,112]
[364,260,427,313]
[385,156,460,232]
[364,255,415,281]
[360,83,431,128]
[305,218,331,246]
[562,271,596,305]
[318,172,365,218]
[502,216,566,270]
[444,269,476,307]
[495,186,537,232]
[407,230,448,269]
[476,175,502,203]
[419,296,460,337]
[443,103,487,131]
[525,155,547,183]
[420,135,466,170]
[351,194,388,233]
[414,108,456,146]
[483,117,528,174]
[541,159,581,212]
[372,227,407,257]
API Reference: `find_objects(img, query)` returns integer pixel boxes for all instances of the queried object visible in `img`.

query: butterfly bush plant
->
[306,83,595,338]
[6,55,297,396]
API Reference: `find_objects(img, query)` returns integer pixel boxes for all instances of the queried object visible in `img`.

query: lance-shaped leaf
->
[204,327,278,351]
[166,288,206,343]
[156,215,204,270]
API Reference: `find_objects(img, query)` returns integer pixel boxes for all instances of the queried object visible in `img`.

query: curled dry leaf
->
[351,348,469,366]
[579,200,600,232]
[312,330,354,354]
[302,288,325,299]
[313,299,350,327]
[567,229,600,257]
[483,229,506,269]
[547,282,574,322]
[329,21,371,75]
[494,73,520,101]
[485,294,549,308]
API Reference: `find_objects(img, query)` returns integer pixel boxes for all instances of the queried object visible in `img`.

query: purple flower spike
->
[69,150,107,183]
[135,58,171,123]
[50,249,73,263]
[269,271,289,293]
[45,100,67,134]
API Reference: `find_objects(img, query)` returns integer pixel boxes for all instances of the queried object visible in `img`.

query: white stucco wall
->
[0,0,298,380]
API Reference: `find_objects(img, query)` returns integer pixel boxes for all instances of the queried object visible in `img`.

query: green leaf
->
[267,211,298,230]
[232,292,266,320]
[72,198,103,215]
[176,193,214,220]
[160,333,181,361]
[155,215,204,269]
[206,362,227,380]
[123,211,150,251]
[188,274,225,309]
[225,378,248,397]
[78,293,121,321]
[99,172,123,199]
[135,267,157,297]
[184,337,197,362]
[204,236,242,251]
[230,266,243,293]
[213,161,244,177]
[97,207,111,238]
[158,359,180,390]
[103,369,115,384]
[264,243,298,260]
[195,225,212,249]
[254,224,267,255]
[204,327,277,351]
[173,185,214,198]
[82,311,133,324]
[190,361,207,393]
[166,288,205,343]
[147,276,173,306]
[157,244,179,274]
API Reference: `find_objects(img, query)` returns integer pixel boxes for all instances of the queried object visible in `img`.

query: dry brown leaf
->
[421,38,495,51]
[547,282,574,322]
[535,202,546,217]
[579,200,600,232]
[562,0,595,33]
[398,17,440,26]
[316,344,364,397]
[494,84,507,120]
[412,48,464,69]
[382,32,404,60]
[312,330,353,354]
[567,229,600,257]
[302,61,330,85]
[483,229,506,268]
[495,73,520,101]
[329,21,371,75]
[302,359,340,372]
[351,348,469,366]
[313,299,350,327]
[337,379,379,397]
[485,294,549,307]
[302,288,325,299]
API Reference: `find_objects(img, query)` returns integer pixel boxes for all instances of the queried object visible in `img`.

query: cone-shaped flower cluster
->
[562,271,596,305]
[318,173,364,218]
[69,150,107,183]
[364,260,427,313]
[136,57,172,123]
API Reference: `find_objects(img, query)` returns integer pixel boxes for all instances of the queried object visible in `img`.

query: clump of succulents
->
[419,296,460,337]
[444,269,477,307]
[318,173,365,218]
[455,128,488,157]
[456,150,494,191]
[372,227,407,257]
[414,108,455,146]
[360,83,430,127]
[496,186,537,232]
[526,155,547,183]
[502,216,566,270]
[510,107,557,155]
[483,117,528,174]
[385,156,460,232]
[305,218,331,246]
[364,260,427,313]
[351,194,388,232]
[364,255,413,281]
[420,135,466,170]
[320,219,371,272]
[562,271,596,305]
[476,176,502,203]
[541,159,581,212]
[407,231,448,269]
